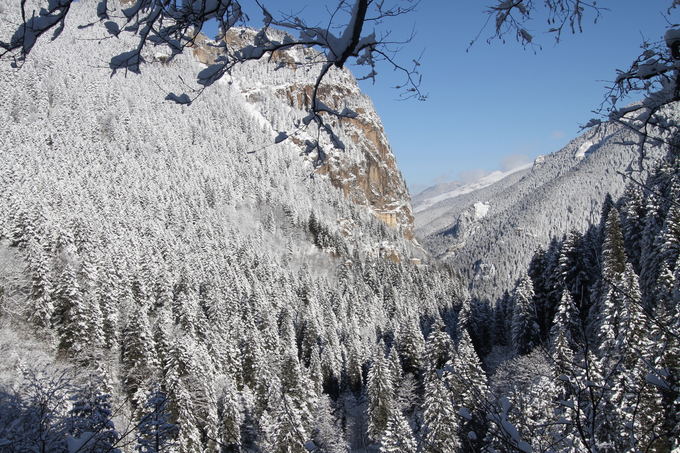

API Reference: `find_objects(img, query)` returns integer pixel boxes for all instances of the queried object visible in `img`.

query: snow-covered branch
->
[0,0,423,159]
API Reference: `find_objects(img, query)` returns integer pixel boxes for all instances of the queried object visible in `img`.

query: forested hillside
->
[475,148,680,452]
[416,123,667,301]
[0,1,478,451]
[0,0,678,451]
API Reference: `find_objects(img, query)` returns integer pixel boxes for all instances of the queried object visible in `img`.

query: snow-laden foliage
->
[417,121,669,302]
[484,147,680,452]
[0,1,470,451]
[0,0,424,154]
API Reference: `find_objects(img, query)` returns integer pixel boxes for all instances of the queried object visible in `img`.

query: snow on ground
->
[575,140,594,160]
[414,163,532,213]
[533,155,545,168]
[473,201,490,219]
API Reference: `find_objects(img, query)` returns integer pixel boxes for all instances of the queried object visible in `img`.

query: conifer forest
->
[0,0,678,452]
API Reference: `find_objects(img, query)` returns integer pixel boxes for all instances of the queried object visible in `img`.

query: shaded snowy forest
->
[474,150,680,452]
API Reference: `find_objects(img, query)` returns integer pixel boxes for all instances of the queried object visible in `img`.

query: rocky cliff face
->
[192,29,415,240]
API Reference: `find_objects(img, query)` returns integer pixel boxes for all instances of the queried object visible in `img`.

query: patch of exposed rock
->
[190,28,415,240]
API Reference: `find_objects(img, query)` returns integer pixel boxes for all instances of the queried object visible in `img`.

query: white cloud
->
[458,168,491,183]
[433,170,455,184]
[500,153,531,172]
[409,182,428,194]
[414,150,534,192]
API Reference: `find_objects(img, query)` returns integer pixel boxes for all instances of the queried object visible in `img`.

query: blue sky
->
[225,1,673,193]
[351,1,673,193]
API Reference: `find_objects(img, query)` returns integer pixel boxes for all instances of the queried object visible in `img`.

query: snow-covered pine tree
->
[171,282,200,337]
[425,317,454,370]
[550,290,580,381]
[468,297,494,356]
[397,317,425,375]
[79,249,105,365]
[387,345,403,387]
[259,388,310,453]
[136,386,179,453]
[215,375,243,450]
[55,260,90,357]
[366,345,394,443]
[511,275,540,356]
[310,395,347,453]
[67,380,120,453]
[8,204,35,249]
[527,245,547,297]
[163,334,217,453]
[279,352,316,433]
[121,309,158,410]
[557,230,590,306]
[592,205,629,348]
[239,306,264,386]
[620,184,646,270]
[421,370,460,453]
[446,328,488,449]
[493,290,512,346]
[541,237,564,334]
[379,409,417,453]
[98,260,121,350]
[308,345,325,396]
[617,264,646,368]
[638,170,667,306]
[344,336,364,393]
[659,201,680,271]
[278,307,298,358]
[602,206,627,283]
[26,238,54,330]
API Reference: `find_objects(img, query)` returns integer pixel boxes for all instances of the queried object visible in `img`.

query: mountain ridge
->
[415,123,667,300]
[413,162,533,216]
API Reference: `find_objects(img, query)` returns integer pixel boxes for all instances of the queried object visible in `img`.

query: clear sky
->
[352,1,673,193]
[228,1,674,193]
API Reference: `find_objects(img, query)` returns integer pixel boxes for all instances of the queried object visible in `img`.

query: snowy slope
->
[415,124,667,300]
[413,163,533,215]
[0,2,470,451]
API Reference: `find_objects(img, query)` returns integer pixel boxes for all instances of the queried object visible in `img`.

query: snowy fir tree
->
[366,346,394,443]
[136,386,179,453]
[550,290,579,379]
[511,275,540,356]
[422,371,460,453]
[378,409,417,453]
[67,381,120,453]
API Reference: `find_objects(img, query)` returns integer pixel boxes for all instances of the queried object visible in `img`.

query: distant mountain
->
[415,124,666,300]
[412,180,464,207]
[414,163,533,235]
